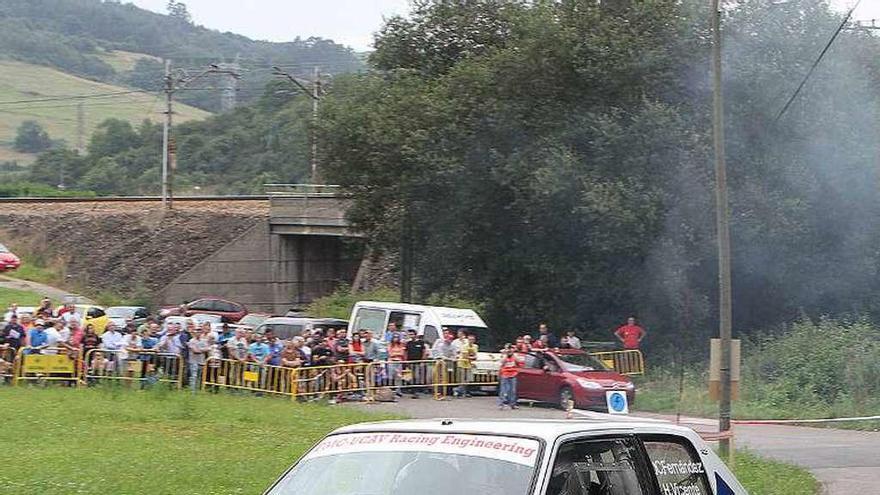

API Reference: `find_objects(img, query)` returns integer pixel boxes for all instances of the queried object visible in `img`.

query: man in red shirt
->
[614,317,646,350]
[498,344,523,410]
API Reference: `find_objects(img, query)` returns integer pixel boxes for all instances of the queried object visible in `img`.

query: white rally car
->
[264,418,747,495]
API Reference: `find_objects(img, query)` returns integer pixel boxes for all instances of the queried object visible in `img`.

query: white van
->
[347,301,490,345]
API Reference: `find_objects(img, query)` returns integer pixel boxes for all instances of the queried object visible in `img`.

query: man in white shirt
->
[61,307,82,327]
[225,328,249,361]
[101,323,125,352]
[42,320,63,355]
[119,330,142,376]
[158,324,184,356]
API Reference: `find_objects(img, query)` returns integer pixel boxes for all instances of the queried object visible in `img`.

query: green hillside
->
[0,58,209,163]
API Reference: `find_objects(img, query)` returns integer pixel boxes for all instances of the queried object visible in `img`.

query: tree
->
[166,1,192,24]
[78,157,128,194]
[87,119,140,158]
[14,121,52,153]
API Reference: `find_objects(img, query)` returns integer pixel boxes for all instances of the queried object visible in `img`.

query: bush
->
[636,317,880,425]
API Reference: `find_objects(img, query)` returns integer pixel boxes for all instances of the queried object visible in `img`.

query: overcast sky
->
[129,0,411,51]
[128,0,880,52]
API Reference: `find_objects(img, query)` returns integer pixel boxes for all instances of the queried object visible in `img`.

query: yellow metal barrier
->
[201,358,449,400]
[589,349,645,375]
[81,349,184,388]
[203,358,301,397]
[0,346,16,382]
[13,346,81,385]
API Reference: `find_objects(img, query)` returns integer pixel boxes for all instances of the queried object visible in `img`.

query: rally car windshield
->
[267,432,541,495]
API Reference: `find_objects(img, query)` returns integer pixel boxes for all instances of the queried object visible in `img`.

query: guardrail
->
[81,349,184,388]
[0,347,15,382]
[590,350,645,375]
[12,346,81,385]
[202,358,452,400]
[0,195,271,204]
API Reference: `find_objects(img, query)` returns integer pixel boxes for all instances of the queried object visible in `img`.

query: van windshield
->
[267,432,540,495]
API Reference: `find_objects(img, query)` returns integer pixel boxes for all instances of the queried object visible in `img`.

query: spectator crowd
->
[1,298,646,408]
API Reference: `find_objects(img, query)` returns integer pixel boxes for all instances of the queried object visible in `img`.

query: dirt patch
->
[0,201,268,303]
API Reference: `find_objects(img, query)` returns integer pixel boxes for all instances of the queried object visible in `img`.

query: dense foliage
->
[13,121,53,153]
[319,0,880,349]
[25,86,314,193]
[0,0,363,111]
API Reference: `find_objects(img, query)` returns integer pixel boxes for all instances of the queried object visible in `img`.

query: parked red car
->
[159,297,248,323]
[515,349,635,411]
[0,243,21,272]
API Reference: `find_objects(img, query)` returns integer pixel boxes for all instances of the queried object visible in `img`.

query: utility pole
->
[75,100,85,153]
[710,0,733,460]
[311,66,321,183]
[162,59,173,209]
[272,66,322,184]
[161,61,241,209]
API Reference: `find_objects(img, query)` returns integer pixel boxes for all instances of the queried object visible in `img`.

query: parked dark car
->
[515,349,635,410]
[159,297,248,323]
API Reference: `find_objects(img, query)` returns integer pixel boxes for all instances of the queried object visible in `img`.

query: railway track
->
[0,195,270,203]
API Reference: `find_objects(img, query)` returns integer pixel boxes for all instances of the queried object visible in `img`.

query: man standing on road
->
[404,330,428,398]
[614,317,646,350]
[498,345,523,410]
[454,334,478,398]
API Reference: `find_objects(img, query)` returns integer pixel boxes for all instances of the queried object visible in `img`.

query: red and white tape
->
[732,415,880,425]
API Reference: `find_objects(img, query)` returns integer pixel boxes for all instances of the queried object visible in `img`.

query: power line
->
[775,0,862,122]
[0,90,153,107]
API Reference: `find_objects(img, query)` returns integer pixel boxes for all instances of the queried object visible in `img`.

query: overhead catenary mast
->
[161,60,241,209]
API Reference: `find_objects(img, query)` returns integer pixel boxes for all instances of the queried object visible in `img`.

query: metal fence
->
[0,346,16,382]
[202,358,452,400]
[81,349,184,388]
[590,350,645,375]
[12,346,81,385]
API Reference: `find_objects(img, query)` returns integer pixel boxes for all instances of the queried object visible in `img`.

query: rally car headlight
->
[576,378,604,390]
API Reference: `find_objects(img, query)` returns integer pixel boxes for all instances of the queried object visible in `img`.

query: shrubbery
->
[638,317,880,425]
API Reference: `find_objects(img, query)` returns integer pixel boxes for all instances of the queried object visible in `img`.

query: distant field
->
[0,58,210,163]
[97,49,160,73]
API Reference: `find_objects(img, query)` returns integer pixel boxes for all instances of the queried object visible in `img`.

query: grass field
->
[0,58,210,163]
[634,371,880,431]
[0,286,51,310]
[0,386,818,494]
[733,450,820,495]
[0,387,400,494]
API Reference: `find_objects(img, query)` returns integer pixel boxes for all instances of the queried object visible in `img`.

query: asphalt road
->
[0,275,94,304]
[346,396,880,494]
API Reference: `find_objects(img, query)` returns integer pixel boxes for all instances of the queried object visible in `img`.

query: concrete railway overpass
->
[0,188,371,313]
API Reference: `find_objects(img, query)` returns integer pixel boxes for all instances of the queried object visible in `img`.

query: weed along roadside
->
[635,318,880,432]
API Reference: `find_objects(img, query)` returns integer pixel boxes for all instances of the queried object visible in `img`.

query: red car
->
[159,297,248,323]
[0,243,21,272]
[515,349,636,411]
